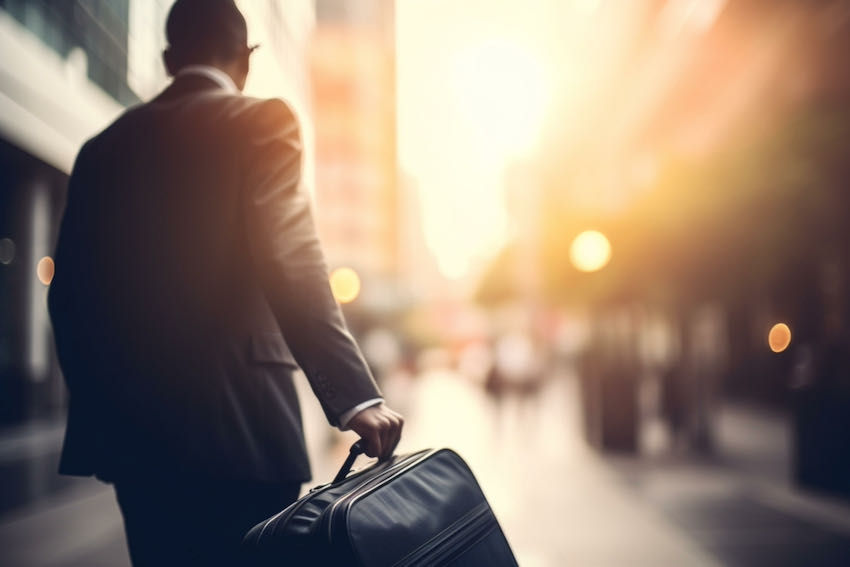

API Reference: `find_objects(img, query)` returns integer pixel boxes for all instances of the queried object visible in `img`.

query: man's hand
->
[347,403,404,460]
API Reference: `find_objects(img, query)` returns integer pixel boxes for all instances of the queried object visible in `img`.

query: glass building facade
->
[0,0,139,106]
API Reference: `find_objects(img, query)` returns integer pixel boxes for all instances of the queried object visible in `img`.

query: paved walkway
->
[389,371,721,566]
[2,369,850,566]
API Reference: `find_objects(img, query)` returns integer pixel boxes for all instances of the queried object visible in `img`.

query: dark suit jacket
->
[48,73,381,483]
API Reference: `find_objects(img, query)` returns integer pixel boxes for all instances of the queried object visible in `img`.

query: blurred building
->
[396,171,443,304]
[0,0,153,425]
[466,0,850,489]
[0,0,314,427]
[310,0,399,310]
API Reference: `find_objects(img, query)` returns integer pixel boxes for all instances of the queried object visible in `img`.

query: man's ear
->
[235,52,250,91]
[163,48,177,77]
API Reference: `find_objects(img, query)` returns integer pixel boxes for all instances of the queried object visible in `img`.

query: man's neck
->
[175,65,239,94]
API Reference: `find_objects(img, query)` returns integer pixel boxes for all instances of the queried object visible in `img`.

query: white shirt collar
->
[175,65,239,94]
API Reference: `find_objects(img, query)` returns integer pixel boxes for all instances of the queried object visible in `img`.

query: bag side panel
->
[342,450,491,567]
[242,450,430,566]
[443,522,518,567]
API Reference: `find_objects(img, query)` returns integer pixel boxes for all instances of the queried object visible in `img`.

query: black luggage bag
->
[242,442,518,566]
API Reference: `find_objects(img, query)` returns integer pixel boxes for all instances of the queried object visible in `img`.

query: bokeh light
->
[36,256,54,286]
[329,267,361,304]
[0,238,15,265]
[569,230,612,273]
[768,323,791,353]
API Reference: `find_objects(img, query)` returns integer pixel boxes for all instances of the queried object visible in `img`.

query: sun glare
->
[451,39,549,158]
[569,230,612,272]
[397,3,555,282]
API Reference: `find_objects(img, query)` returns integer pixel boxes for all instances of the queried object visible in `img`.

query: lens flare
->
[0,238,15,265]
[37,256,54,286]
[768,323,791,353]
[330,267,361,304]
[569,230,612,272]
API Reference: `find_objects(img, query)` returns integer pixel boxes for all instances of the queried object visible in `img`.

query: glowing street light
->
[569,230,612,272]
[330,267,361,304]
[768,323,791,353]
[37,256,54,286]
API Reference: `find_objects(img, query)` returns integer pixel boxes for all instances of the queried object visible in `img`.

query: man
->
[47,1,403,565]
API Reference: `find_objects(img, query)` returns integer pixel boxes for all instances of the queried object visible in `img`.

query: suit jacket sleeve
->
[240,98,382,426]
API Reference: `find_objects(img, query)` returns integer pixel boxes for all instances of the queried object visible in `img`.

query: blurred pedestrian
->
[486,331,545,433]
[47,1,402,565]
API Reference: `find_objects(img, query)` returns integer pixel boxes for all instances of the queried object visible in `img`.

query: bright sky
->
[396,1,559,281]
[396,0,725,284]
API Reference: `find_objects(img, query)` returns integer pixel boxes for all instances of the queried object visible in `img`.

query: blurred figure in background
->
[46,1,402,565]
[486,330,546,427]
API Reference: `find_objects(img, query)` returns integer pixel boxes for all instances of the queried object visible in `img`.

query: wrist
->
[338,398,384,430]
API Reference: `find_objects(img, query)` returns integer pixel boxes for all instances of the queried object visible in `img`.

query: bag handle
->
[332,440,366,484]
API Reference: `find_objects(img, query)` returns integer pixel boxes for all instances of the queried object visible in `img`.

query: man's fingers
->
[380,412,403,460]
[390,413,403,454]
[347,403,404,460]
[367,418,397,460]
[379,415,395,460]
[362,432,381,458]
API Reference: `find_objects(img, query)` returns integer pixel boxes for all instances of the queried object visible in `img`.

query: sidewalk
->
[0,419,129,567]
[2,369,850,566]
[0,479,128,567]
[612,399,850,566]
[390,370,721,566]
[298,368,850,566]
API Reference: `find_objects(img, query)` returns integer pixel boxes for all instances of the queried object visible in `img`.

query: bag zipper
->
[324,449,439,543]
[391,502,495,567]
[254,460,381,544]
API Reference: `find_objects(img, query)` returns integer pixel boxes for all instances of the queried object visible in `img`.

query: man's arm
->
[240,98,402,457]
